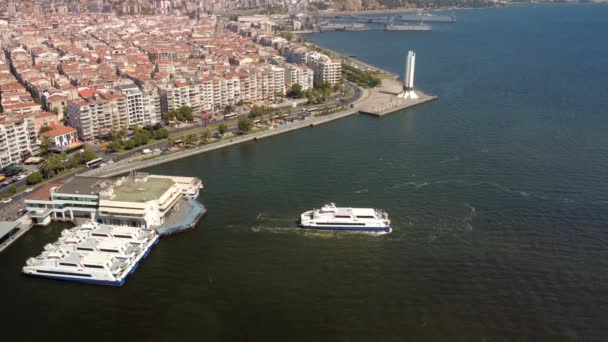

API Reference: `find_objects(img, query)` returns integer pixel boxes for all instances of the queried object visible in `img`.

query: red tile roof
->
[41,125,77,138]
[26,181,64,201]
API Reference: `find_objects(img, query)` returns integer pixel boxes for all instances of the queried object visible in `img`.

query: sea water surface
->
[2,4,608,341]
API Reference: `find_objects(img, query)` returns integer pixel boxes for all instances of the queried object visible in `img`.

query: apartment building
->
[0,114,38,168]
[284,64,313,90]
[67,92,129,141]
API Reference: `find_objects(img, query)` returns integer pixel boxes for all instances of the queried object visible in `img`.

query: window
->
[99,249,120,253]
[59,262,78,267]
[37,270,92,277]
[83,264,104,269]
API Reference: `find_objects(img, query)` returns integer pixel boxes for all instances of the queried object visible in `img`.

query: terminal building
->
[24,173,203,231]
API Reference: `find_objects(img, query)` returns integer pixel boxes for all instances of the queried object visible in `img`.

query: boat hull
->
[23,271,125,286]
[300,224,390,232]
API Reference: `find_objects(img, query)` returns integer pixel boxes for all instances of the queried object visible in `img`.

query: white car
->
[24,188,33,193]
[16,174,26,180]
[1,198,12,204]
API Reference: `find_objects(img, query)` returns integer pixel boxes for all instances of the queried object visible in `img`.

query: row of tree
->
[36,150,98,180]
[162,106,194,122]
[341,63,381,88]
[107,127,169,152]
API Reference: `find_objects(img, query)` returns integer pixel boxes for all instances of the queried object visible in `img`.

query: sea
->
[1,4,607,341]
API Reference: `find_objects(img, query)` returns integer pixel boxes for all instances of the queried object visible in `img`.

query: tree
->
[274,91,285,102]
[248,105,265,118]
[108,141,121,152]
[167,137,174,147]
[287,83,304,98]
[201,129,211,144]
[39,135,53,155]
[155,128,169,139]
[96,57,102,64]
[238,117,253,134]
[6,185,17,196]
[229,14,239,22]
[124,139,135,150]
[223,105,234,114]
[39,126,52,134]
[52,107,59,115]
[184,133,199,146]
[26,172,43,185]
[40,155,62,179]
[218,123,228,136]
[81,150,97,163]
[178,106,193,121]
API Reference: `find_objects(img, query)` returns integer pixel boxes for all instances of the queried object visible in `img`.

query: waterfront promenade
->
[83,107,361,178]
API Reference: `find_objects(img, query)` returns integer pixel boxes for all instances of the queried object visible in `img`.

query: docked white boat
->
[23,221,159,286]
[61,222,157,247]
[22,250,133,286]
[44,237,143,261]
[300,203,391,232]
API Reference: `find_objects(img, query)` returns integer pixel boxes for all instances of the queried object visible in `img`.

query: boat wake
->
[389,179,575,203]
[463,203,477,232]
[440,155,461,164]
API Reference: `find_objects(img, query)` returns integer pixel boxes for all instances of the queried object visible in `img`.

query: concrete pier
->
[358,79,438,116]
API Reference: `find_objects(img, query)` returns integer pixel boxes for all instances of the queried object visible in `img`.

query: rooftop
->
[26,181,64,201]
[55,176,103,195]
[104,177,175,203]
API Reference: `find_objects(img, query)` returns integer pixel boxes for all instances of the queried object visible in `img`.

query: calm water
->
[2,4,608,340]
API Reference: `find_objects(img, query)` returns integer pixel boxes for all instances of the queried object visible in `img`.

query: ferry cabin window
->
[335,215,351,218]
[83,264,105,269]
[92,233,108,237]
[76,247,94,251]
[59,262,78,267]
[317,222,367,226]
[356,216,375,219]
[113,234,132,238]
[99,249,120,253]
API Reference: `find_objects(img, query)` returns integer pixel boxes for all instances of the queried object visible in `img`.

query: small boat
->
[300,203,391,232]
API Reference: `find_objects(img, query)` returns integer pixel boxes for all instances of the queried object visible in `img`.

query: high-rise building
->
[284,64,314,90]
[0,114,37,168]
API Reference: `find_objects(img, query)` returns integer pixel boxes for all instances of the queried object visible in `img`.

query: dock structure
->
[358,78,437,116]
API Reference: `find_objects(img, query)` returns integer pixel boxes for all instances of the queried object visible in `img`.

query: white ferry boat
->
[22,250,133,286]
[61,223,157,247]
[300,203,391,232]
[44,237,143,261]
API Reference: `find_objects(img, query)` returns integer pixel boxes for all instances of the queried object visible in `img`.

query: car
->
[16,174,27,180]
[1,198,12,204]
[24,187,33,192]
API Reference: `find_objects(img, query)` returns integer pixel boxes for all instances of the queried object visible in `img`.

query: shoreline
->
[83,108,361,178]
[316,6,498,17]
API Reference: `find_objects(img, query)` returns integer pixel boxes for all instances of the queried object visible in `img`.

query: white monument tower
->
[398,51,419,99]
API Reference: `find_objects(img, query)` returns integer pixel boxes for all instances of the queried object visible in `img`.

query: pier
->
[359,79,437,116]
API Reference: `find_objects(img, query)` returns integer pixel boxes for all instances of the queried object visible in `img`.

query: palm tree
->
[40,155,62,179]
